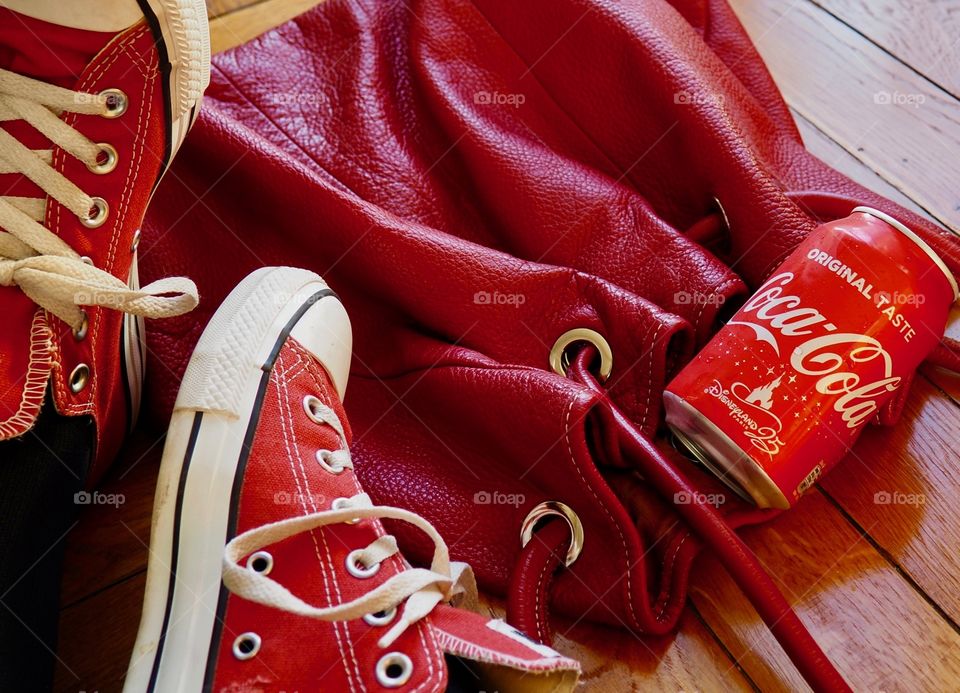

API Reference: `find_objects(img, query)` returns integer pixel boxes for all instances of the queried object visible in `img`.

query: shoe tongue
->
[0,7,114,88]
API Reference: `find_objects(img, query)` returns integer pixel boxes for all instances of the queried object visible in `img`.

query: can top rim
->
[853,206,959,301]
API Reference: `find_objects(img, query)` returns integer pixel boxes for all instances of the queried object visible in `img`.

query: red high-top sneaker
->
[124,267,580,692]
[0,0,209,483]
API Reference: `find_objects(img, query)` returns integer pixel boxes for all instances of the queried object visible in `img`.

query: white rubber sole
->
[123,267,352,692]
[144,0,211,151]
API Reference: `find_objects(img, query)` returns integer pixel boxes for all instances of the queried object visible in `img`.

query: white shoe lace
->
[223,401,478,649]
[0,68,197,332]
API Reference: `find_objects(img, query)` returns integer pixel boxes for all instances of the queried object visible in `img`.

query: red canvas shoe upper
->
[0,5,202,484]
[210,337,580,690]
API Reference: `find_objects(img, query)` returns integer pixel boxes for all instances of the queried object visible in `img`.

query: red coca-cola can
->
[664,206,958,509]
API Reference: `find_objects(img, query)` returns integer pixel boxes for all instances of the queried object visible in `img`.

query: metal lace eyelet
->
[100,88,128,117]
[69,364,90,393]
[375,652,413,687]
[520,501,585,568]
[316,449,346,474]
[345,549,380,579]
[232,632,261,660]
[549,328,613,382]
[87,143,118,174]
[363,606,397,627]
[80,197,109,228]
[331,497,360,525]
[303,395,324,423]
[246,551,273,576]
[73,311,88,341]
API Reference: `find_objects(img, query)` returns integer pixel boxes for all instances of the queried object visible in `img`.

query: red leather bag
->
[138,0,960,690]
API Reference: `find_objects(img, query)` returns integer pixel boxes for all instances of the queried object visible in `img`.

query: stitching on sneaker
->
[0,309,54,437]
[274,351,363,692]
[50,26,154,416]
[287,339,445,691]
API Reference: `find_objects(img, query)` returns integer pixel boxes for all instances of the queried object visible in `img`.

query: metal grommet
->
[246,550,273,576]
[80,256,94,266]
[232,632,261,660]
[69,364,90,393]
[549,328,613,382]
[87,143,118,174]
[520,501,584,568]
[131,229,141,253]
[345,549,380,579]
[303,395,323,423]
[73,311,88,341]
[375,652,413,688]
[100,88,128,117]
[363,606,397,627]
[316,449,346,475]
[331,497,361,525]
[80,197,109,228]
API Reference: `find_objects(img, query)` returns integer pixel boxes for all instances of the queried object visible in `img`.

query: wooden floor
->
[54,1,960,691]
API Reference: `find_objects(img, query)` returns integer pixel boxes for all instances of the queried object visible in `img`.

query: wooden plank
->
[819,376,960,624]
[55,573,145,693]
[729,0,960,233]
[811,0,960,96]
[783,98,960,637]
[691,491,960,692]
[480,595,754,691]
[793,108,933,223]
[206,0,263,19]
[924,363,960,403]
[793,108,960,404]
[554,610,753,691]
[207,0,325,54]
[60,432,160,606]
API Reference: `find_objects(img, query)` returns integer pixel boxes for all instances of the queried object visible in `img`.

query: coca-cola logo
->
[728,272,836,354]
[728,272,901,429]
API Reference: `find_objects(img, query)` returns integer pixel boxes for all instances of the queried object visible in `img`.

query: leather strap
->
[507,349,852,692]
[507,519,570,645]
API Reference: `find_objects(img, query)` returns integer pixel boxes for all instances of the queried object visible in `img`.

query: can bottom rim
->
[664,391,790,510]
[669,427,754,504]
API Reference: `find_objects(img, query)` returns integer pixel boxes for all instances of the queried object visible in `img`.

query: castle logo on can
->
[705,375,785,458]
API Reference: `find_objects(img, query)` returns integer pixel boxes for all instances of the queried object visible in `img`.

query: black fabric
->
[0,390,93,692]
[444,653,481,692]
